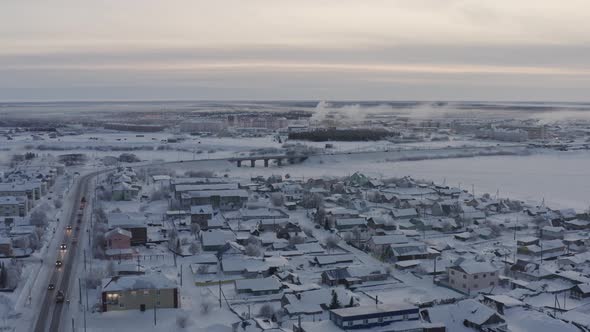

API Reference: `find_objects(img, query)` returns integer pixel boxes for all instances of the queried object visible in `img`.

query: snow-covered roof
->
[176,183,239,192]
[335,218,366,227]
[201,230,235,247]
[313,254,355,265]
[234,276,282,292]
[0,196,26,205]
[369,234,410,245]
[101,274,176,292]
[190,205,213,214]
[330,303,417,318]
[185,189,249,198]
[105,227,132,239]
[450,258,498,274]
[107,212,147,228]
[391,208,418,218]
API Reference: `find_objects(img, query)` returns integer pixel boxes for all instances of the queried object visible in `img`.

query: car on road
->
[55,260,63,268]
[66,225,72,231]
[48,283,55,291]
[55,291,65,303]
[60,243,67,250]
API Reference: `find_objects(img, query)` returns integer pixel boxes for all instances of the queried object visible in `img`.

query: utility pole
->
[78,278,82,305]
[180,264,183,286]
[72,318,74,332]
[153,292,157,325]
[83,302,87,332]
[433,257,437,283]
[219,280,222,308]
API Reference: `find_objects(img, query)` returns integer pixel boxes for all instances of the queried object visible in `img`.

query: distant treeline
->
[289,128,393,142]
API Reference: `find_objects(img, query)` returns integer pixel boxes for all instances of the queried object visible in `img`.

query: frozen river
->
[210,149,590,211]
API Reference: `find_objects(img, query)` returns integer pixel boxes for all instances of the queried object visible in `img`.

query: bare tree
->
[258,304,275,319]
[30,209,48,226]
[176,313,190,329]
[270,193,284,207]
[53,199,63,209]
[300,193,323,209]
[288,235,305,245]
[200,297,214,315]
[245,243,263,257]
[190,223,201,239]
[325,235,340,252]
[189,241,201,255]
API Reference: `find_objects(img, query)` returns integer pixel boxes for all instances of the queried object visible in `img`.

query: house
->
[334,218,367,231]
[386,242,429,262]
[541,226,565,240]
[564,219,590,230]
[321,267,388,288]
[391,208,418,220]
[425,299,506,331]
[190,205,214,229]
[0,196,28,217]
[104,228,133,260]
[367,215,396,231]
[234,276,283,296]
[220,256,272,277]
[312,255,354,267]
[447,258,499,294]
[281,288,357,316]
[0,237,13,257]
[107,213,148,245]
[329,304,419,329]
[174,182,239,199]
[111,182,139,201]
[181,189,249,209]
[517,236,539,246]
[366,234,409,256]
[571,284,590,300]
[200,230,236,251]
[101,274,179,312]
[482,294,524,314]
[517,239,565,259]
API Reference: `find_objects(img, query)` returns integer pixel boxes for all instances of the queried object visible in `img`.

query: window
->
[143,290,149,295]
[378,317,383,323]
[131,291,136,296]
[490,282,495,286]
[462,284,466,288]
[451,279,454,284]
[403,314,408,321]
[474,275,479,279]
[157,301,161,306]
[451,270,455,275]
[483,274,487,277]
[348,322,353,326]
[119,303,124,308]
[463,275,466,279]
[363,319,368,324]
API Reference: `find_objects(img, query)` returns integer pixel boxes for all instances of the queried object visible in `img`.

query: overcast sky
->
[2,0,590,101]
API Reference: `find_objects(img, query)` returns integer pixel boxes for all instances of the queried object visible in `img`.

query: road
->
[33,171,96,332]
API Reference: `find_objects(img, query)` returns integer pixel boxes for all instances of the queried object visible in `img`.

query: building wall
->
[448,268,499,294]
[103,288,178,312]
[330,309,420,329]
[106,233,131,250]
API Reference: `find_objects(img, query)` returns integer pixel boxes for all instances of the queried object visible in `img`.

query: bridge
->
[228,154,309,167]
